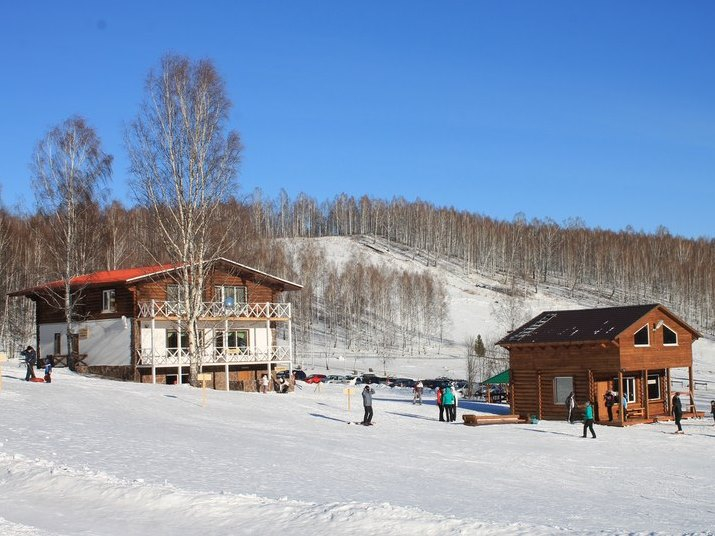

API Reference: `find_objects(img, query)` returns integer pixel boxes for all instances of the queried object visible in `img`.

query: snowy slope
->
[1,366,714,535]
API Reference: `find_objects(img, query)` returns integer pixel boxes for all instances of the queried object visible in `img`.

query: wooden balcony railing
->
[137,301,291,320]
[136,346,291,367]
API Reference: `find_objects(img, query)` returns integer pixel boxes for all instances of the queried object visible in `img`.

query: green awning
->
[482,369,510,384]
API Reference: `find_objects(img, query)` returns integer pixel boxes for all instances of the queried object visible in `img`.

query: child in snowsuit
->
[44,358,52,383]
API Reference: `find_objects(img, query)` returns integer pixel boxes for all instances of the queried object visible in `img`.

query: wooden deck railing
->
[137,301,291,320]
[136,346,291,367]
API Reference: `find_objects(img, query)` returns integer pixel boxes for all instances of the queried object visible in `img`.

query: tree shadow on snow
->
[385,411,436,422]
[309,412,349,423]
[520,428,579,438]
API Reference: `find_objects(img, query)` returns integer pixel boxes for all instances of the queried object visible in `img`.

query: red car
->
[304,374,327,384]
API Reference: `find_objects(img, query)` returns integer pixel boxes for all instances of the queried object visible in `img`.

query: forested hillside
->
[1,193,713,356]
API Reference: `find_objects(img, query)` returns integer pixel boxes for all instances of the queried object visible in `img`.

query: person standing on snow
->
[582,401,597,438]
[672,392,684,434]
[21,346,36,382]
[711,400,715,426]
[565,391,576,423]
[442,384,456,422]
[260,374,269,394]
[436,386,445,421]
[362,385,375,425]
[413,380,423,405]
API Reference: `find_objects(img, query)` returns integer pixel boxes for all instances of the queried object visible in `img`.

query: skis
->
[347,421,374,426]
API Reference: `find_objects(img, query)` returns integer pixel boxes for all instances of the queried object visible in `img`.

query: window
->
[166,331,189,352]
[662,325,678,345]
[215,330,248,350]
[633,325,649,346]
[102,289,116,312]
[54,333,61,355]
[647,374,661,400]
[612,377,636,403]
[553,376,573,405]
[215,285,247,305]
[166,284,183,303]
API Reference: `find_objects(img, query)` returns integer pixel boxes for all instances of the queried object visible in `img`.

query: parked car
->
[388,378,415,388]
[304,374,327,384]
[325,375,348,383]
[277,369,307,381]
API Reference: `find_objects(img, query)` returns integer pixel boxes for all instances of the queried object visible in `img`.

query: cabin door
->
[595,380,611,422]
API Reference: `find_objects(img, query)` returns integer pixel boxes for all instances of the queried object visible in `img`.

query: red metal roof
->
[8,263,177,296]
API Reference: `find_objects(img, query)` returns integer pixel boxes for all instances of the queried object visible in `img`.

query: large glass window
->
[102,289,116,312]
[215,285,247,305]
[647,374,662,400]
[215,330,248,350]
[553,376,573,405]
[633,325,649,346]
[662,325,678,345]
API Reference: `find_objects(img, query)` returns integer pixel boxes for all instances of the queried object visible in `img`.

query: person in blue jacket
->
[44,357,53,383]
[442,384,456,422]
[582,401,597,438]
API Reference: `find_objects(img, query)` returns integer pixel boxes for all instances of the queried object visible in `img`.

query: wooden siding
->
[35,286,134,324]
[617,309,693,369]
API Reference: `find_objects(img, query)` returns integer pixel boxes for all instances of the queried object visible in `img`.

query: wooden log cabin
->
[496,304,700,425]
[9,258,302,390]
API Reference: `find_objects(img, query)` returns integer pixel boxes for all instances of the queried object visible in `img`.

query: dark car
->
[277,369,307,381]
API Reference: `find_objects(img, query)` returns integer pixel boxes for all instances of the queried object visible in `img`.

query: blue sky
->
[1,1,714,238]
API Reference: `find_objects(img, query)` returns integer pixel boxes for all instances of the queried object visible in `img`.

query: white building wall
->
[39,318,132,366]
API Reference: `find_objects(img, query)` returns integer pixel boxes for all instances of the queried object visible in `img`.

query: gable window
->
[102,289,116,312]
[647,374,662,400]
[662,325,678,345]
[633,325,649,346]
[215,285,247,305]
[553,376,573,405]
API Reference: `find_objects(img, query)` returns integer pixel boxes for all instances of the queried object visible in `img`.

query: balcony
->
[137,301,292,320]
[137,346,291,367]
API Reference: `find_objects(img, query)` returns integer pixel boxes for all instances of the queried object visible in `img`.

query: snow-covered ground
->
[1,364,714,535]
[3,236,714,534]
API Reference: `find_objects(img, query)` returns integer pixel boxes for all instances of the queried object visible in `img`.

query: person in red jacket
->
[436,386,444,422]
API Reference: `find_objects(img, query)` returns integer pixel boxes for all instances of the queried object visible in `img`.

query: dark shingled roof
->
[497,304,661,346]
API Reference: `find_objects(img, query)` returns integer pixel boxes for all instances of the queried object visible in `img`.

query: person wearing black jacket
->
[672,392,684,434]
[21,346,36,381]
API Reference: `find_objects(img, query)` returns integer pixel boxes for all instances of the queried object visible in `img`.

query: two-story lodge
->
[9,258,302,390]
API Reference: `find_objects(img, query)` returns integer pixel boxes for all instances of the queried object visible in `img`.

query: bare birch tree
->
[126,55,241,386]
[31,116,111,370]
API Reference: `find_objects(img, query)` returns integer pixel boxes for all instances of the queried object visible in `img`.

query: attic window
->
[662,325,678,345]
[633,325,649,346]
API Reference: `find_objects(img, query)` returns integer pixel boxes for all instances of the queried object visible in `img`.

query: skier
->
[582,401,596,438]
[672,392,684,434]
[565,391,576,423]
[362,385,375,425]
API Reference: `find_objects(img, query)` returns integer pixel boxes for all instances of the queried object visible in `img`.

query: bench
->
[626,406,645,419]
[463,414,523,426]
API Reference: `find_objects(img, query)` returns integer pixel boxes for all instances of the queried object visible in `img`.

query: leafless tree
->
[31,116,112,370]
[126,55,242,385]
